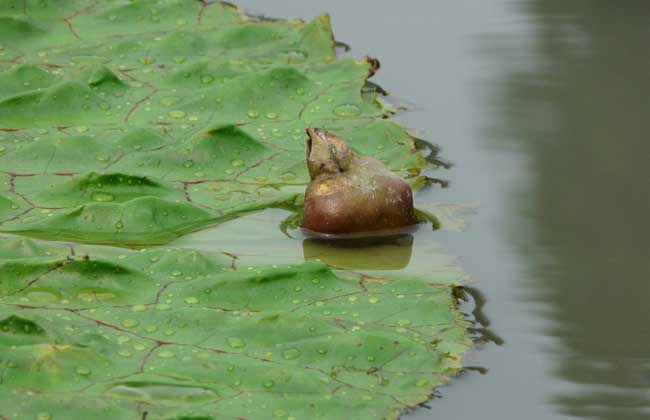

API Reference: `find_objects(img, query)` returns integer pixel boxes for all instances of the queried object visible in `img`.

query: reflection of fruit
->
[302,128,417,233]
[302,234,414,270]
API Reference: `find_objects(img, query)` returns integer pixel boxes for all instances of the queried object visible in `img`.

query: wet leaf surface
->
[0,0,425,246]
[0,235,470,420]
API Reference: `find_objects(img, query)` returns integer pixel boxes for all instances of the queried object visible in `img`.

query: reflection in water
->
[302,234,413,270]
[497,1,650,418]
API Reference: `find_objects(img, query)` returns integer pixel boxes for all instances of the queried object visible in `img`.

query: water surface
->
[182,1,650,418]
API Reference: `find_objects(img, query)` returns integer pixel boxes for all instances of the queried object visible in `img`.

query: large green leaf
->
[0,0,426,245]
[0,235,470,420]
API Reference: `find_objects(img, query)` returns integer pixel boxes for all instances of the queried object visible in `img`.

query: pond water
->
[177,1,650,419]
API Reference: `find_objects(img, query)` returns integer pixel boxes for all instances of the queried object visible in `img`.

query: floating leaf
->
[0,235,471,420]
[0,0,427,246]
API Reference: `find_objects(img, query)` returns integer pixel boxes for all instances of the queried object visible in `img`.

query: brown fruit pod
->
[302,128,417,234]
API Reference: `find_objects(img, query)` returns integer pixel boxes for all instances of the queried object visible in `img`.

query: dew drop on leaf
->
[333,104,361,117]
[26,290,58,302]
[227,337,246,349]
[160,97,179,107]
[158,350,175,359]
[282,348,301,360]
[247,109,260,119]
[121,319,138,328]
[118,349,132,357]
[169,110,186,119]
[75,366,91,376]
[91,192,115,202]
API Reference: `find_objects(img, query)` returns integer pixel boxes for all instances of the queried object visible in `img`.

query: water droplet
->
[415,379,429,387]
[25,290,59,302]
[333,104,361,117]
[265,112,278,119]
[311,278,320,284]
[160,97,179,107]
[348,296,358,302]
[115,220,124,230]
[273,410,287,418]
[369,297,380,304]
[169,110,186,119]
[140,56,155,65]
[397,319,411,326]
[36,413,52,420]
[76,366,91,376]
[158,350,175,358]
[367,355,376,362]
[247,109,260,119]
[172,270,182,277]
[263,380,275,388]
[23,81,31,87]
[282,348,301,360]
[118,349,132,357]
[227,337,246,349]
[121,319,139,328]
[0,146,6,153]
[231,159,243,167]
[201,75,214,84]
[185,296,199,304]
[132,304,147,312]
[317,348,328,355]
[183,160,194,168]
[96,155,110,162]
[296,87,305,96]
[76,126,89,133]
[91,192,115,202]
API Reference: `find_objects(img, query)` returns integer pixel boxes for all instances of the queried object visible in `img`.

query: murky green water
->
[178,1,650,419]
